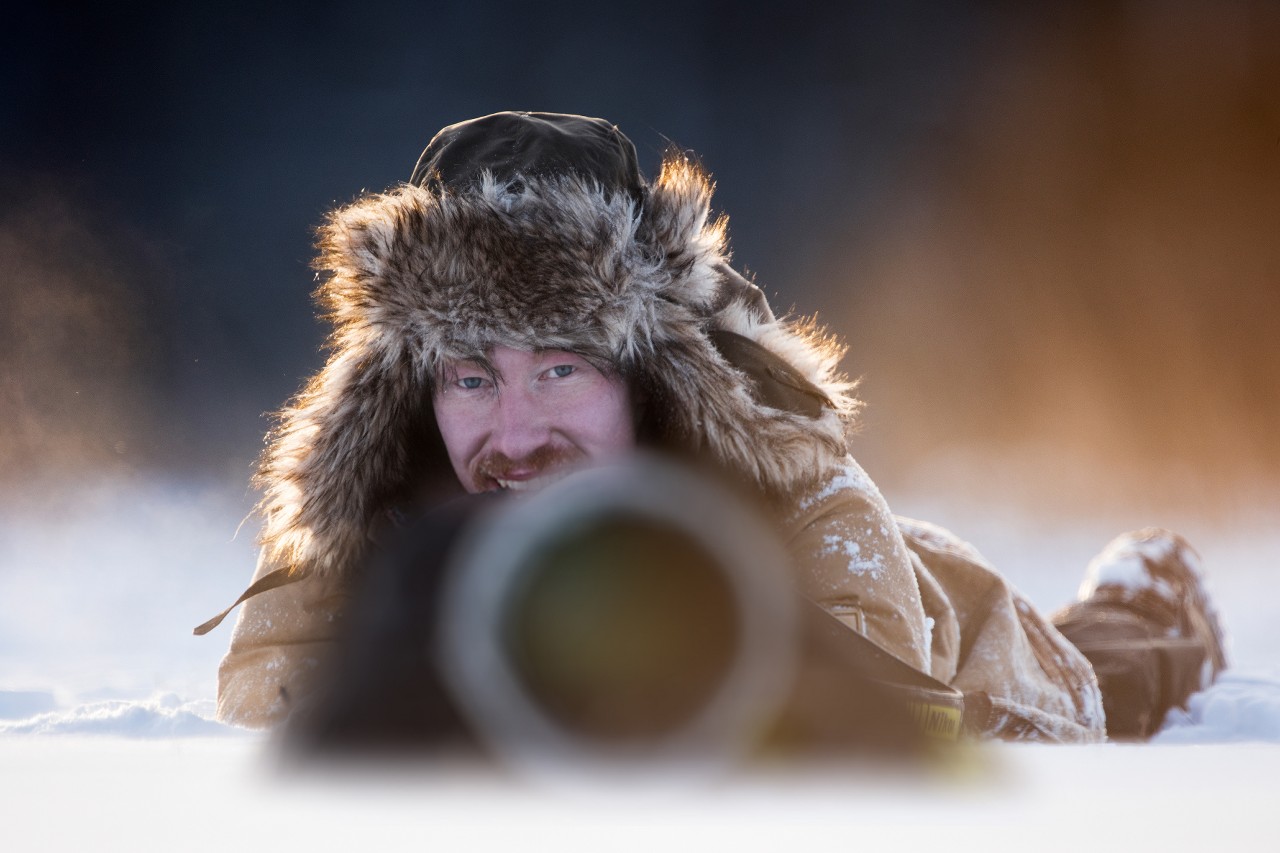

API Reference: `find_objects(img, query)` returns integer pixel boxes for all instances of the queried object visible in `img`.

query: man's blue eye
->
[459,376,485,390]
[550,365,575,378]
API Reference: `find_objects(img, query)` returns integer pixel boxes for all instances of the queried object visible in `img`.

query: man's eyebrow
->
[534,347,613,369]
[435,355,499,383]
[532,347,582,360]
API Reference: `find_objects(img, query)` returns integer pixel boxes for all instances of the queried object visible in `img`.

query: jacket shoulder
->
[782,458,932,675]
[216,555,348,728]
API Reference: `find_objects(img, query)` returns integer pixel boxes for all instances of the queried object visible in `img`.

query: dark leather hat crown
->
[409,111,646,205]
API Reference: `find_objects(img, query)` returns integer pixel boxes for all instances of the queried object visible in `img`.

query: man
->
[210,112,1225,743]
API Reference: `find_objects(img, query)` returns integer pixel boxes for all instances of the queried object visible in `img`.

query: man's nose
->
[491,386,552,459]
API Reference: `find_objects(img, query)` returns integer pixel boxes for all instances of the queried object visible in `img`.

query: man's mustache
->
[473,445,585,484]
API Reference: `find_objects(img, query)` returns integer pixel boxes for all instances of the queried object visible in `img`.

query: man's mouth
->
[475,447,584,494]
[493,468,574,492]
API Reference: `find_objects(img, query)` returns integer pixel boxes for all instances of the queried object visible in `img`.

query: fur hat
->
[256,112,859,578]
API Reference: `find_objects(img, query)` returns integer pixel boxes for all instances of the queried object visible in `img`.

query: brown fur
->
[255,157,859,578]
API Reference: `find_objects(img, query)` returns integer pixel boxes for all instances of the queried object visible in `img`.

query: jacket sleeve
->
[215,552,347,728]
[896,517,1107,742]
[783,458,932,675]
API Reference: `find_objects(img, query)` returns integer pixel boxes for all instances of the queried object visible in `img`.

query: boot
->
[1051,528,1227,739]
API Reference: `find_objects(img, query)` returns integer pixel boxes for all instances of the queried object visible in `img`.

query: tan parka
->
[219,453,1105,743]
[214,112,1105,743]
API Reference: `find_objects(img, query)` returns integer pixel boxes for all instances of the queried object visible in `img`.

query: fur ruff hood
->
[256,156,859,578]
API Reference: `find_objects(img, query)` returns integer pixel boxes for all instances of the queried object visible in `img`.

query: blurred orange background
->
[828,2,1279,519]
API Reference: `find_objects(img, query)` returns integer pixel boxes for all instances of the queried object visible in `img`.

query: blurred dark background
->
[3,0,1278,516]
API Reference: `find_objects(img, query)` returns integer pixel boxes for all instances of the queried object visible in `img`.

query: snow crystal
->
[1154,667,1280,744]
[0,693,244,738]
[821,532,886,580]
[1078,532,1182,601]
[0,690,58,720]
[796,460,877,513]
[1083,553,1150,591]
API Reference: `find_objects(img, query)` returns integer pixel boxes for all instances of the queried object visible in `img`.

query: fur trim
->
[256,156,859,577]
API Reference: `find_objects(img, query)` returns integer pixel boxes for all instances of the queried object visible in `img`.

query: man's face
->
[432,346,637,493]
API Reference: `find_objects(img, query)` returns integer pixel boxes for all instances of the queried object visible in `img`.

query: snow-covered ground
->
[2,474,1278,849]
[2,735,1276,850]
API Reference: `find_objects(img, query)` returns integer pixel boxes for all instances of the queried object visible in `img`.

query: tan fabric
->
[781,459,932,675]
[785,459,1106,743]
[219,454,1106,741]
[215,552,346,727]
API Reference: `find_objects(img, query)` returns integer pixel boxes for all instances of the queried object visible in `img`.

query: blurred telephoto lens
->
[503,516,740,741]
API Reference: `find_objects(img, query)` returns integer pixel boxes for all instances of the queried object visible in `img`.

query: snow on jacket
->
[787,463,1104,742]
[215,111,1104,743]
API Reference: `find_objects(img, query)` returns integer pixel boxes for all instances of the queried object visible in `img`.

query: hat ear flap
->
[641,156,728,310]
[256,339,430,577]
[642,329,849,496]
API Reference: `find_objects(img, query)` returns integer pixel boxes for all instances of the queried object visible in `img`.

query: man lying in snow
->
[204,112,1227,745]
